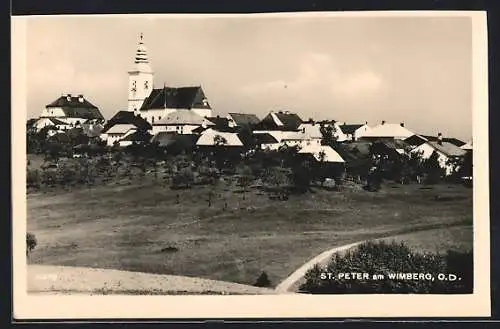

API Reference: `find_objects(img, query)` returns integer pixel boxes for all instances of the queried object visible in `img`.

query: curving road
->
[274,241,363,293]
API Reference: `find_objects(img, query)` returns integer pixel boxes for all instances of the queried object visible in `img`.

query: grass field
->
[27,178,473,288]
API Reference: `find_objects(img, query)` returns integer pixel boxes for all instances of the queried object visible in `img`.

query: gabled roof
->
[120,130,153,142]
[298,144,345,163]
[421,135,466,147]
[405,134,467,148]
[404,134,428,147]
[196,128,244,147]
[45,95,104,120]
[461,141,473,150]
[339,124,365,135]
[106,124,137,135]
[254,133,279,144]
[102,111,152,133]
[155,110,207,126]
[254,111,303,131]
[140,86,211,110]
[151,132,198,149]
[206,116,232,131]
[427,141,467,157]
[228,113,260,126]
[360,123,413,139]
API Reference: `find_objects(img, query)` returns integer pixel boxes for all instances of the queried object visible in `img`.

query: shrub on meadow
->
[299,240,472,294]
[254,271,272,288]
[26,232,37,257]
[27,169,41,189]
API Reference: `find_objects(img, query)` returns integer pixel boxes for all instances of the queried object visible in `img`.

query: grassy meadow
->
[27,170,473,287]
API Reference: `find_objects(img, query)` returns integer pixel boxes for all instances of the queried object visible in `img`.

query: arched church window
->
[144,81,149,90]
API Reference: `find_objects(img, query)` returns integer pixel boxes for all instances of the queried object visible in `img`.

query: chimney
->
[344,122,346,125]
[400,122,404,127]
[66,94,72,102]
[438,133,443,145]
[381,120,386,125]
[78,94,84,103]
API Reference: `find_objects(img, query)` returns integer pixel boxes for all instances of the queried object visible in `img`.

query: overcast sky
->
[26,14,473,140]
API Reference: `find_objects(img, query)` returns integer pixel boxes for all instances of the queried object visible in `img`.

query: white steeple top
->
[130,33,152,73]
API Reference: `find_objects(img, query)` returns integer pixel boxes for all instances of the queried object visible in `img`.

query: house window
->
[158,116,161,121]
[152,117,155,124]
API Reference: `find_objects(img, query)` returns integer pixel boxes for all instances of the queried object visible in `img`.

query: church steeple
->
[128,33,154,112]
[135,33,149,64]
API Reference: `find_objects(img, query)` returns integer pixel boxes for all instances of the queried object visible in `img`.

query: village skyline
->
[26,14,473,141]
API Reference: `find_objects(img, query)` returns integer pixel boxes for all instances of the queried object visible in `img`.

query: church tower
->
[128,33,154,112]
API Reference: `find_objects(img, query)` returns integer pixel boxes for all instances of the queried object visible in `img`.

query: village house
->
[151,109,214,135]
[100,111,152,146]
[409,133,467,175]
[253,110,305,147]
[38,94,105,130]
[298,144,345,163]
[359,121,414,141]
[337,122,371,141]
[226,113,260,129]
[196,128,244,148]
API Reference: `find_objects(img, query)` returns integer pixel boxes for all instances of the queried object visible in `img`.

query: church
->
[102,33,215,144]
[127,34,213,125]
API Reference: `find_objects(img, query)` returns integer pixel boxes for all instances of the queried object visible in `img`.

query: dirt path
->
[274,222,470,293]
[28,265,276,295]
[274,241,362,293]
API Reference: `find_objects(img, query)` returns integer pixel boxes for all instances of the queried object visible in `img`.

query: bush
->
[299,240,472,294]
[26,232,37,257]
[254,271,272,288]
[27,169,41,188]
[171,167,195,189]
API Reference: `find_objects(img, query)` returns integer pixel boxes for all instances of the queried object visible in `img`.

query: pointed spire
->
[135,32,149,64]
[163,82,167,109]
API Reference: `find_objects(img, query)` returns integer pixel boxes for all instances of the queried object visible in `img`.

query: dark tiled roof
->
[421,135,466,147]
[46,95,104,120]
[254,111,303,131]
[254,133,278,144]
[275,112,303,130]
[102,111,152,133]
[404,134,428,147]
[228,113,260,126]
[192,126,207,134]
[207,116,231,130]
[339,124,364,135]
[140,86,211,110]
[120,130,153,142]
[151,132,198,150]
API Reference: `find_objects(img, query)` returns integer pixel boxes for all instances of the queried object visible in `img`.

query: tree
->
[254,271,272,287]
[319,122,337,147]
[263,167,292,200]
[237,165,253,200]
[423,151,445,184]
[172,167,194,189]
[26,232,37,257]
[213,135,227,147]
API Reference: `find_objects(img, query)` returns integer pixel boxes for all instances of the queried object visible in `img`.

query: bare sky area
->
[26,14,473,140]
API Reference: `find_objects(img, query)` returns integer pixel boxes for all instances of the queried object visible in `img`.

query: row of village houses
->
[28,92,472,176]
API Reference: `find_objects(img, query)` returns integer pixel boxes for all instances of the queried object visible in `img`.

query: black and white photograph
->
[12,11,490,318]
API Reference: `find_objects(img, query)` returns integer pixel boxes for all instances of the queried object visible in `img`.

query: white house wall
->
[152,124,200,135]
[40,107,66,118]
[411,143,454,176]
